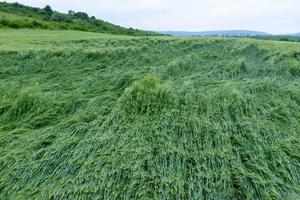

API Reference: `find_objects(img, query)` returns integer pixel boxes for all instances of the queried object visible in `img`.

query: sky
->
[4,0,300,34]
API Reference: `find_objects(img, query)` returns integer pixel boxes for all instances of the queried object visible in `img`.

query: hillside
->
[0,2,159,36]
[160,30,269,37]
[0,29,300,199]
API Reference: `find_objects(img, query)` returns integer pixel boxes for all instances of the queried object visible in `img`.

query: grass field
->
[0,29,300,199]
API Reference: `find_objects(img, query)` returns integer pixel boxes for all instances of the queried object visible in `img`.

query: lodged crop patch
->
[0,30,299,199]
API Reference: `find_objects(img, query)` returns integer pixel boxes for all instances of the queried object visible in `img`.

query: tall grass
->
[0,30,299,199]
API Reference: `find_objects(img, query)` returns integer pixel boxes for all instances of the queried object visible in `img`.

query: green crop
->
[0,29,299,199]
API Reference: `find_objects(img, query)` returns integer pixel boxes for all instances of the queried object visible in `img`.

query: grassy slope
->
[0,2,159,36]
[0,29,300,199]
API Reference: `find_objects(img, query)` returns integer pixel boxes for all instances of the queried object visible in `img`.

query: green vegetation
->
[0,29,300,199]
[0,2,159,36]
[252,35,300,42]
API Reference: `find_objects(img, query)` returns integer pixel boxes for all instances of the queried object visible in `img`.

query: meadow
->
[0,29,300,199]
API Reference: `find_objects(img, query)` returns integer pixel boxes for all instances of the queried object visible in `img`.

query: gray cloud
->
[4,0,300,34]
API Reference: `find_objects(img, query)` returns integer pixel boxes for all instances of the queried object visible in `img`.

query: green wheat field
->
[0,29,300,199]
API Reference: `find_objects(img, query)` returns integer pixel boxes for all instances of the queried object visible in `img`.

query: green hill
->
[0,2,159,36]
[0,29,300,199]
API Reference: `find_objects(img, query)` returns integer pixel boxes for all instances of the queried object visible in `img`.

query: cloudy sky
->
[4,0,300,34]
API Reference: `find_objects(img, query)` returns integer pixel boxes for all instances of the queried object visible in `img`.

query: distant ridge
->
[289,33,300,36]
[160,30,270,37]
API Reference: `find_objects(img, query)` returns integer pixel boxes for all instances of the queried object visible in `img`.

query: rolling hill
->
[160,30,269,37]
[0,29,299,199]
[0,2,159,36]
[291,33,300,36]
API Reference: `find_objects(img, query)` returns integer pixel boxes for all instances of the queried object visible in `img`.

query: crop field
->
[0,29,300,199]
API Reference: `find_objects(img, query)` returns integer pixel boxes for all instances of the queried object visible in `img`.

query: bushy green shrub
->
[74,12,89,21]
[50,12,71,23]
[43,5,53,17]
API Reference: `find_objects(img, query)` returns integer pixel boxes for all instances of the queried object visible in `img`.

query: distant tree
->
[127,27,135,35]
[90,19,102,26]
[68,10,75,15]
[75,12,89,21]
[279,38,290,42]
[38,9,47,16]
[43,5,53,16]
[31,20,43,28]
[32,7,39,13]
[12,2,22,8]
[51,12,71,23]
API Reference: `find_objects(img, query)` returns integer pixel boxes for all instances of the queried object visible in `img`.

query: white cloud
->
[4,0,300,34]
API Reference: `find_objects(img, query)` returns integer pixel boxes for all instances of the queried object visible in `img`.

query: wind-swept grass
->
[0,29,299,199]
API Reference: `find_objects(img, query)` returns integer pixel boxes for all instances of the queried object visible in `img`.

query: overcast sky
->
[4,0,300,34]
